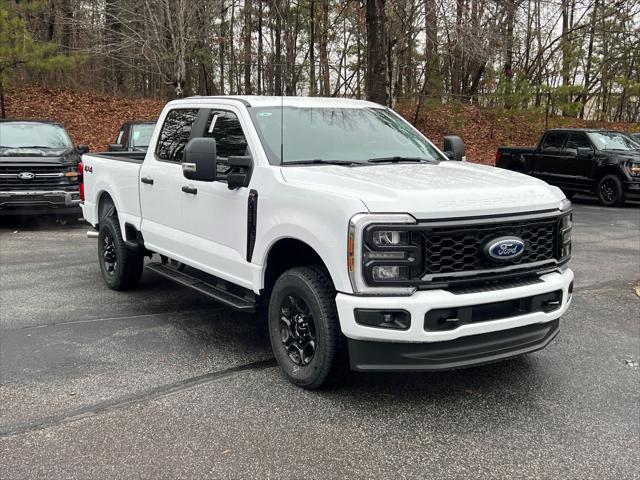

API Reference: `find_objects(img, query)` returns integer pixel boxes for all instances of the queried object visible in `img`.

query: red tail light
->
[78,161,85,202]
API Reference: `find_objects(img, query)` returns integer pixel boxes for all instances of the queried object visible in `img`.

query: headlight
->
[348,213,417,295]
[558,211,572,262]
[64,165,80,178]
[372,230,407,246]
[628,163,640,176]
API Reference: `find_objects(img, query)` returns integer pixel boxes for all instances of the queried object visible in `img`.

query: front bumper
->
[0,189,81,215]
[624,179,640,198]
[348,318,559,371]
[336,268,573,370]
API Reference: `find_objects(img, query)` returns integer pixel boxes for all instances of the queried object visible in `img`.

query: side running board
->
[145,262,257,312]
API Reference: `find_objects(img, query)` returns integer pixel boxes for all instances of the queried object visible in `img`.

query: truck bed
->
[495,146,536,168]
[81,151,144,228]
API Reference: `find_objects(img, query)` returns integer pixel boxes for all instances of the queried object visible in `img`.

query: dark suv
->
[0,120,89,215]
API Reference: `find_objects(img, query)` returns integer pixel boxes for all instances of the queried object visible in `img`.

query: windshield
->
[249,107,445,164]
[131,123,155,148]
[0,122,73,156]
[587,131,640,151]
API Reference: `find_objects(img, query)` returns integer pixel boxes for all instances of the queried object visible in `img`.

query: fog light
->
[372,265,409,281]
[355,309,410,330]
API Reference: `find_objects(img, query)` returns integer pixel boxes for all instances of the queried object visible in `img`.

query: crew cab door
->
[532,131,570,187]
[139,108,200,256]
[178,106,254,289]
[563,133,597,190]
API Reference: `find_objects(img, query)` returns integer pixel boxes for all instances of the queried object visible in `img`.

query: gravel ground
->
[0,196,638,479]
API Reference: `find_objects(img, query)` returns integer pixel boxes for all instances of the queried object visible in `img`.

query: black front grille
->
[0,164,70,191]
[419,217,558,277]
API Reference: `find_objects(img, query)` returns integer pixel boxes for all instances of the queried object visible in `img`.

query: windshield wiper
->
[283,159,360,166]
[367,156,436,164]
[17,145,58,149]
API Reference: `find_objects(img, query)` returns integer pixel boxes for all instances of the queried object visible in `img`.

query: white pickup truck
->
[81,96,574,389]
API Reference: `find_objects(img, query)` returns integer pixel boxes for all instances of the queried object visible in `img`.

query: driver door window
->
[202,110,249,179]
[566,134,592,150]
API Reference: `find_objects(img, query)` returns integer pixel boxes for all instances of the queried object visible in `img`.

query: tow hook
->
[87,230,98,239]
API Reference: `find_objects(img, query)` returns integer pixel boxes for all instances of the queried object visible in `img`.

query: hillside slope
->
[5,85,638,164]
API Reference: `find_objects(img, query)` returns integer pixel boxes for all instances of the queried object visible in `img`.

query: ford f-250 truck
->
[81,96,574,389]
[496,128,640,206]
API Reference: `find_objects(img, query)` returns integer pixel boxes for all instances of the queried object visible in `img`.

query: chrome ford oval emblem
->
[485,236,525,261]
[17,172,36,180]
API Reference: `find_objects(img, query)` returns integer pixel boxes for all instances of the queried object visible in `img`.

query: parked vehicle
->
[81,96,574,389]
[496,128,640,206]
[108,120,156,152]
[0,120,88,215]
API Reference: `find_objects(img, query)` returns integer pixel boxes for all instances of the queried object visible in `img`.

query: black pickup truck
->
[107,120,156,152]
[496,128,640,206]
[0,120,89,215]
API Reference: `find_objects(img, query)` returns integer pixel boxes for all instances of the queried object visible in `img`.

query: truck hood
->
[280,161,565,219]
[0,151,78,165]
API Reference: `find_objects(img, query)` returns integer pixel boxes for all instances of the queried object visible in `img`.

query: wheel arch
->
[595,164,624,183]
[262,237,336,296]
[97,190,117,221]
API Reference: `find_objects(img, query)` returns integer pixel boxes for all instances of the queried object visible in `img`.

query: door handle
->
[181,185,198,195]
[141,177,154,185]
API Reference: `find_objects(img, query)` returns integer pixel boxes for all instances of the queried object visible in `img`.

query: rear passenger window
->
[203,110,249,178]
[155,109,199,162]
[541,132,567,151]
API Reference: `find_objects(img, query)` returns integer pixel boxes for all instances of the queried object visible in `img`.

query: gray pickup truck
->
[0,120,88,215]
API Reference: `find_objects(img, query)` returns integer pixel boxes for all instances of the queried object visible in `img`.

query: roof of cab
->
[177,95,384,109]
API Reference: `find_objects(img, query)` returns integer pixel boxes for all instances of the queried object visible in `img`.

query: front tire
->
[267,266,348,389]
[98,216,144,290]
[597,174,625,206]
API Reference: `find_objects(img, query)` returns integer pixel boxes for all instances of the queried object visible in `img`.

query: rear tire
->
[267,266,348,389]
[98,216,144,290]
[597,174,625,206]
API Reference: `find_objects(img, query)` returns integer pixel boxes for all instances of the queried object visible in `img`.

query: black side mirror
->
[107,144,124,152]
[564,147,578,156]
[443,135,465,161]
[576,147,593,158]
[227,156,253,190]
[77,145,90,154]
[183,137,217,181]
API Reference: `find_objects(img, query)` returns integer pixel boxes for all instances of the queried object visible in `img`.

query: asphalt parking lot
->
[1,197,638,479]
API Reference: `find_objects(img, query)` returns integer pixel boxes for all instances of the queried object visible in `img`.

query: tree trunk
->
[309,0,316,96]
[274,0,283,96]
[319,0,330,96]
[244,0,252,94]
[424,0,439,99]
[503,0,516,108]
[366,0,388,105]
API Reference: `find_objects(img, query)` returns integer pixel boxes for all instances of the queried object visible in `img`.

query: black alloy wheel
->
[102,231,118,275]
[279,293,317,366]
[597,174,625,206]
[267,266,348,389]
[97,215,144,290]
